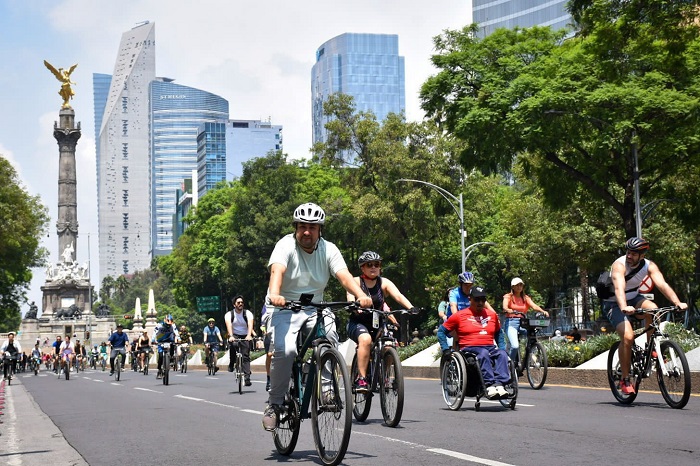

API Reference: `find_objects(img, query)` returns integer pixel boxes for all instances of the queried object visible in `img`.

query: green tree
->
[420,5,700,238]
[0,156,49,331]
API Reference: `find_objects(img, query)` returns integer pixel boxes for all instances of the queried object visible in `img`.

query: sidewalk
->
[0,378,88,466]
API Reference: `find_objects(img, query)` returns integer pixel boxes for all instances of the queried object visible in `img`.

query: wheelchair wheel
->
[500,358,518,410]
[441,352,467,411]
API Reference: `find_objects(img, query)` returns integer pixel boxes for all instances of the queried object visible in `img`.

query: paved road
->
[3,367,700,465]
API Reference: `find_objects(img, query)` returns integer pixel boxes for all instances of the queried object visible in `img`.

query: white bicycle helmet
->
[293,203,326,224]
[358,251,382,266]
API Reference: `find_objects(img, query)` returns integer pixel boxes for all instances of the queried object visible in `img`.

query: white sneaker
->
[496,385,508,397]
[485,386,499,399]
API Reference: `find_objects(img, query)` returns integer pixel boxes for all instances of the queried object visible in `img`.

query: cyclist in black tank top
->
[346,251,416,393]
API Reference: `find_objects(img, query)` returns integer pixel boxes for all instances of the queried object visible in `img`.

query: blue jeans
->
[506,318,526,363]
[461,346,510,386]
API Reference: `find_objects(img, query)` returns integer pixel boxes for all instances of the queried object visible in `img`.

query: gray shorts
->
[603,294,648,328]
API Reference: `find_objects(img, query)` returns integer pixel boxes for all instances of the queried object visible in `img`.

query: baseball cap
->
[511,277,524,286]
[470,286,487,299]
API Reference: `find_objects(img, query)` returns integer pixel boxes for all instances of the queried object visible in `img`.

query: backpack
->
[595,260,646,300]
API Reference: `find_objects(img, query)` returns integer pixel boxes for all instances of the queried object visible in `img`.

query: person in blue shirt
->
[107,324,130,376]
[448,272,496,316]
[203,318,224,374]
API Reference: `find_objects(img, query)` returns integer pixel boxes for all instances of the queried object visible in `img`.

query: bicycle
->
[607,306,691,409]
[30,355,41,375]
[160,342,172,385]
[272,295,358,466]
[205,343,218,376]
[89,352,98,370]
[513,314,549,389]
[113,349,124,381]
[178,343,189,373]
[351,308,419,427]
[138,347,151,375]
[3,353,18,385]
[57,353,71,380]
[229,338,246,394]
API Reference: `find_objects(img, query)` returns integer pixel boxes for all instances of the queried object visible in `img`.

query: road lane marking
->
[174,395,203,401]
[427,448,516,466]
[110,382,122,386]
[134,387,163,394]
[93,379,104,383]
[354,430,516,465]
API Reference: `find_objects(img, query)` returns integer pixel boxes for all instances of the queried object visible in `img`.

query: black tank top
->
[350,276,384,327]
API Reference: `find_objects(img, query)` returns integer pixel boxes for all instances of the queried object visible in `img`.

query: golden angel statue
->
[44,60,78,108]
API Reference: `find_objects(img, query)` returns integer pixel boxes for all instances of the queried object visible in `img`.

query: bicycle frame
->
[632,308,680,379]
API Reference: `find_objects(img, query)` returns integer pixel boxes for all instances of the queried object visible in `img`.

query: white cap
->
[511,277,524,287]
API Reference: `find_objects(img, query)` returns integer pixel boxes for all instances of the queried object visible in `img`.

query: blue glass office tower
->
[472,0,572,38]
[196,121,227,197]
[311,33,405,146]
[150,79,228,255]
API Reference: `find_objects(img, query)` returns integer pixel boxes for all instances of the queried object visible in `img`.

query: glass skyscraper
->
[472,0,572,38]
[150,79,228,256]
[311,33,405,146]
[96,22,155,278]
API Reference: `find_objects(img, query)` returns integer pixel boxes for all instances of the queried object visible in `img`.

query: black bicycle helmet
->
[358,251,382,266]
[625,237,649,253]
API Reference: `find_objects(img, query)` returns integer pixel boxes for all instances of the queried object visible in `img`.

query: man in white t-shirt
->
[224,294,254,384]
[262,202,372,432]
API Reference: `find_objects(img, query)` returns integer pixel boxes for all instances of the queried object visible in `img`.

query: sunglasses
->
[364,262,382,268]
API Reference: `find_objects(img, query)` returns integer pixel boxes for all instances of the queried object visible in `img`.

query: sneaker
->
[214,366,219,374]
[495,385,509,397]
[109,371,114,376]
[485,385,500,399]
[228,366,234,372]
[354,377,370,393]
[620,378,636,395]
[262,405,278,432]
[245,378,252,387]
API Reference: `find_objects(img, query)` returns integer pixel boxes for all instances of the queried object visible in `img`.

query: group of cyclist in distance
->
[256,201,690,434]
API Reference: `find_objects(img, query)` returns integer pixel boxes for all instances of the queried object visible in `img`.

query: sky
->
[0,0,473,316]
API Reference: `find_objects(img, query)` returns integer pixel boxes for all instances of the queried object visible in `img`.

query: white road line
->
[241,408,263,415]
[134,387,162,393]
[354,430,517,465]
[93,379,104,383]
[110,382,122,386]
[174,395,203,401]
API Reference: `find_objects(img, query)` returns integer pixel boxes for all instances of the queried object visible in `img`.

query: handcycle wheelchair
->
[440,348,518,411]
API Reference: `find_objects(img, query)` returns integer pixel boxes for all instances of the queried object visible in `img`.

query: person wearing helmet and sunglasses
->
[262,203,373,432]
[346,251,417,393]
[153,314,179,379]
[605,237,687,395]
[203,318,224,374]
[449,272,495,318]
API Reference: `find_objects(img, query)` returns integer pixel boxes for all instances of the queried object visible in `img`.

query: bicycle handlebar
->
[283,300,369,312]
[634,305,683,315]
[355,307,422,316]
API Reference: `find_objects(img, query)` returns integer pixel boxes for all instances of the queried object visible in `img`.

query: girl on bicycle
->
[502,277,548,368]
[346,251,416,393]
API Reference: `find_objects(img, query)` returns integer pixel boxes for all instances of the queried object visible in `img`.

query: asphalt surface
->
[3,366,700,466]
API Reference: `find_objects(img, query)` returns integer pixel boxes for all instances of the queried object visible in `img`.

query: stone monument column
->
[54,109,81,262]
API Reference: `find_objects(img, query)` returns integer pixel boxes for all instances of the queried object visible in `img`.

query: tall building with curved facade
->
[150,79,228,256]
[473,0,572,38]
[311,33,405,147]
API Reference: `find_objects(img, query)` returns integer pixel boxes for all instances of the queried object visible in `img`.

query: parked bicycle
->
[607,306,691,409]
[272,295,359,466]
[351,308,419,427]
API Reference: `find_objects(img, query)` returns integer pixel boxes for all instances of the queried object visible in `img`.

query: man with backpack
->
[603,237,687,395]
[224,295,254,385]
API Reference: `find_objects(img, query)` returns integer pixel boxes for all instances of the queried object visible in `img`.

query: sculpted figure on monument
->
[25,302,39,319]
[96,303,111,317]
[61,241,75,263]
[44,60,78,109]
[46,262,55,281]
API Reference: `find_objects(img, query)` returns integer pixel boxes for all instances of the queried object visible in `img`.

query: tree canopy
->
[0,156,49,331]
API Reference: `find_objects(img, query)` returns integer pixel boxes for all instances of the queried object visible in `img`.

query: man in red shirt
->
[437,286,510,399]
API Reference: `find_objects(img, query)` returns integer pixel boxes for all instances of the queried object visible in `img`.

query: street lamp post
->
[464,242,497,266]
[396,179,466,272]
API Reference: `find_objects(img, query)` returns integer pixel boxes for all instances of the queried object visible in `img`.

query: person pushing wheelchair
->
[437,286,510,399]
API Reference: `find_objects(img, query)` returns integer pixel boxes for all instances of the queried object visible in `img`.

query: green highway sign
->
[196,295,220,313]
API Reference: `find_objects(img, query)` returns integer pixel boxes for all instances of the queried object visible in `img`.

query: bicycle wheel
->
[144,356,149,376]
[441,352,467,411]
[182,356,187,374]
[101,357,106,371]
[351,353,372,422]
[311,347,352,466]
[656,340,691,409]
[207,351,213,376]
[163,352,170,385]
[607,341,638,404]
[379,346,404,427]
[115,355,121,382]
[273,390,301,456]
[525,342,548,390]
[237,354,243,394]
[65,361,70,380]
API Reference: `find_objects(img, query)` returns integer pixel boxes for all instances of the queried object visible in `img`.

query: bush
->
[543,333,619,367]
[397,336,437,361]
